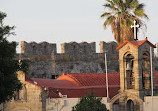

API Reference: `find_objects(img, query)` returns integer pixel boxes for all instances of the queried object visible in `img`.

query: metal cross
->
[130,20,139,40]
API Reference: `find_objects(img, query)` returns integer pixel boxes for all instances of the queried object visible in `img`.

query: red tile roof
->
[31,78,79,88]
[57,73,120,87]
[25,72,158,99]
[28,73,120,98]
[117,37,156,50]
[25,75,41,87]
[48,86,119,98]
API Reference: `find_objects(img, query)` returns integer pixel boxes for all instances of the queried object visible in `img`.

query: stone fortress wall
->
[18,41,158,79]
[18,41,119,79]
[21,41,57,56]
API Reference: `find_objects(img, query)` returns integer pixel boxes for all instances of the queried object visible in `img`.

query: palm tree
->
[101,0,148,45]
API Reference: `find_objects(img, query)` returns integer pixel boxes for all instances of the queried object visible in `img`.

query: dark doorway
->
[126,100,134,111]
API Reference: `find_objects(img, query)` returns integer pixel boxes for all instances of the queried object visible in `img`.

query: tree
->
[101,0,148,45]
[0,12,22,103]
[72,93,108,111]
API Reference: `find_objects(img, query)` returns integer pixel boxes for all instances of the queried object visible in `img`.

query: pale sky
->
[1,0,158,53]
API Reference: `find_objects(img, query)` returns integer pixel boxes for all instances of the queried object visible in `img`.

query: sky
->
[1,0,158,53]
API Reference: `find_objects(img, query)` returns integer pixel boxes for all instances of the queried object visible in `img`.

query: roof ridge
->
[117,38,156,50]
[65,74,82,86]
[25,77,41,88]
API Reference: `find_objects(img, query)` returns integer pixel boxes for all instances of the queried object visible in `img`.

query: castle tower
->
[117,37,156,99]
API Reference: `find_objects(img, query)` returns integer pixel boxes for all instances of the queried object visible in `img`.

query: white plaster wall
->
[144,96,158,111]
[46,97,110,111]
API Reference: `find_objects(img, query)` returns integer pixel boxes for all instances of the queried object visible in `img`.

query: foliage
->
[19,59,32,73]
[101,0,148,45]
[0,12,22,103]
[72,93,108,111]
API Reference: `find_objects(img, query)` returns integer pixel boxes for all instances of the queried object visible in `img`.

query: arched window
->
[15,85,27,101]
[142,53,150,89]
[125,54,134,89]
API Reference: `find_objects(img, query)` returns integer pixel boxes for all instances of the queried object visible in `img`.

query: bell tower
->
[117,37,156,99]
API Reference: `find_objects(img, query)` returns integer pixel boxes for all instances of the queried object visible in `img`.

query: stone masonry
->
[18,41,119,79]
[4,71,46,111]
[21,41,56,56]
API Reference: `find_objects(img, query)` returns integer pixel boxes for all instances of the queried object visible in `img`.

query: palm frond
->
[137,3,145,10]
[112,0,121,6]
[126,17,133,26]
[101,12,112,18]
[103,16,116,28]
[103,3,119,11]
[103,3,112,8]
[125,13,142,24]
[125,0,133,4]
[143,14,149,19]
[134,9,146,17]
[125,0,133,9]
[129,0,138,9]
[116,0,123,9]
[106,0,116,7]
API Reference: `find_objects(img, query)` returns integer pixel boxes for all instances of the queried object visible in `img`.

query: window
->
[142,53,150,89]
[125,54,134,89]
[15,85,27,101]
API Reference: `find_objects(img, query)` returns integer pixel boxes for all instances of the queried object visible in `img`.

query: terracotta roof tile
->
[48,86,119,99]
[32,78,79,88]
[25,75,41,87]
[117,37,156,50]
[25,71,158,99]
[59,73,120,87]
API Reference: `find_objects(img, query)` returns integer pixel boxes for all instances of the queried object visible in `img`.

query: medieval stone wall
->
[21,41,56,56]
[19,41,119,79]
[61,42,96,55]
[100,41,119,72]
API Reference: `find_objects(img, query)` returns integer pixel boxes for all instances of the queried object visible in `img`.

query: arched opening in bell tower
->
[142,53,151,90]
[125,54,134,89]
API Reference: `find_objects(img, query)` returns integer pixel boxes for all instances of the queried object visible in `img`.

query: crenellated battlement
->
[61,41,96,55]
[100,41,118,53]
[21,41,118,56]
[21,41,56,56]
[20,41,119,79]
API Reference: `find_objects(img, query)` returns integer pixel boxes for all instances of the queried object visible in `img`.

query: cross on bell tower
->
[131,20,139,40]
